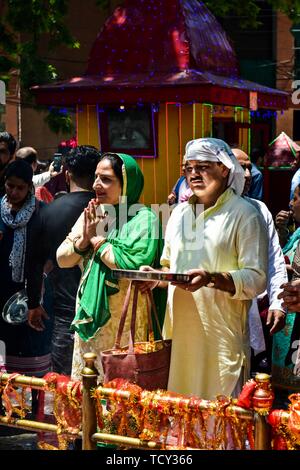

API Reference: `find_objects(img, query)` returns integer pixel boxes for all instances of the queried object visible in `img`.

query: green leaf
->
[44,107,74,135]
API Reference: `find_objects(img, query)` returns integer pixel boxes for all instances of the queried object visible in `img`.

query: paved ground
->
[0,429,38,450]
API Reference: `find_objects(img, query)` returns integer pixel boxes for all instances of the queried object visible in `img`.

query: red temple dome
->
[32,0,287,110]
[86,0,239,78]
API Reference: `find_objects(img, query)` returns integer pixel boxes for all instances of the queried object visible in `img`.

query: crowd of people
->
[0,130,299,410]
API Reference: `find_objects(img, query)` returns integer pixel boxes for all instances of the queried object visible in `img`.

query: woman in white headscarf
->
[156,138,269,400]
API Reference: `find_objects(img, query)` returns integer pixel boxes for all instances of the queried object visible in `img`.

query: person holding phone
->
[52,153,63,172]
[272,185,300,399]
[15,147,63,190]
[275,185,300,278]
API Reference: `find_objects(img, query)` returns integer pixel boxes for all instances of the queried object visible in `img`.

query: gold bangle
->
[93,237,106,253]
[73,235,90,255]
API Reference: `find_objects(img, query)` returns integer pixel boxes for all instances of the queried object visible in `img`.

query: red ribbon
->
[236,379,256,409]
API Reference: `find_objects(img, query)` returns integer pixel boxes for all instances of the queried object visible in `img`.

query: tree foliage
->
[95,0,300,27]
[205,0,300,28]
[44,107,74,134]
[0,0,79,89]
[0,0,79,134]
[267,0,300,22]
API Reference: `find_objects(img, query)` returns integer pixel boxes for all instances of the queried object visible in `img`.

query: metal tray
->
[112,269,191,283]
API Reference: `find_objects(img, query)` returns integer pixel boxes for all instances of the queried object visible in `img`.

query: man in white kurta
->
[161,138,268,400]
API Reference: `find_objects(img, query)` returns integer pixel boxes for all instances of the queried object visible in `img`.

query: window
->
[98,105,157,157]
[213,119,236,143]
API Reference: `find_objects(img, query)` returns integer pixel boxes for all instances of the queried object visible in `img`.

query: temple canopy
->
[86,0,239,77]
[32,0,287,110]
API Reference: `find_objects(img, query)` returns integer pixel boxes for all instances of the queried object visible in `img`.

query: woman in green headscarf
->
[57,152,166,380]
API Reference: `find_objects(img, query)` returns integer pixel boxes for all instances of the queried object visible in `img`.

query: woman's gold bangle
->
[73,235,91,255]
[93,237,106,253]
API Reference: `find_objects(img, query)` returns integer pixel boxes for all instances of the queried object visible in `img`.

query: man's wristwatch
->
[206,272,217,288]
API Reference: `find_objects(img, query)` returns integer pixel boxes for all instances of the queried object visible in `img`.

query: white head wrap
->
[184,138,245,196]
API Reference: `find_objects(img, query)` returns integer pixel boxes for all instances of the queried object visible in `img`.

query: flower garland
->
[93,379,254,450]
[94,378,143,440]
[0,372,30,420]
[38,373,82,450]
[268,394,300,450]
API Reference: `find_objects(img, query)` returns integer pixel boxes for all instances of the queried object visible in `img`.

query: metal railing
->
[0,353,275,450]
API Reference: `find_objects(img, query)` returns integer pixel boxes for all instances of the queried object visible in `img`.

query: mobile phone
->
[52,153,62,172]
[287,210,295,233]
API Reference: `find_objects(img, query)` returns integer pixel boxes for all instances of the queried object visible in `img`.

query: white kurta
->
[245,197,288,311]
[245,197,287,355]
[161,188,268,400]
[32,171,51,188]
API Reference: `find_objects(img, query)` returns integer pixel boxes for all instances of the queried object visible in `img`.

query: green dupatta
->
[72,153,165,341]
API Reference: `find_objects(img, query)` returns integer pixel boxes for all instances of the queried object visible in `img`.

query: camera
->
[52,153,62,172]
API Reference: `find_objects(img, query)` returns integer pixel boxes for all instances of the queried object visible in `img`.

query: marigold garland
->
[0,373,30,420]
[268,394,300,450]
[39,372,82,450]
[6,372,300,451]
[92,378,255,449]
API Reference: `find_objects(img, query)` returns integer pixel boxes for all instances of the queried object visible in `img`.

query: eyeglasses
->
[240,163,252,171]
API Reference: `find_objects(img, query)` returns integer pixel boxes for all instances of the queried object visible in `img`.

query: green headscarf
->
[72,153,164,342]
[118,153,144,205]
[283,227,300,262]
